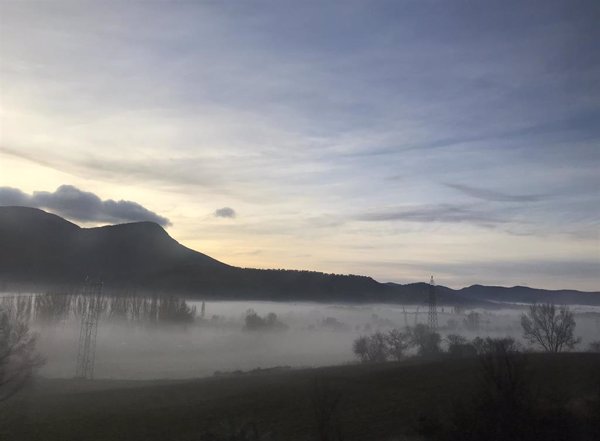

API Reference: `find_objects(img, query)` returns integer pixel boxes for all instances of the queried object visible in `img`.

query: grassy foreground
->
[3,353,600,441]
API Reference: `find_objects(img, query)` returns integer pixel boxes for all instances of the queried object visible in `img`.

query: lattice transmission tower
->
[427,275,438,332]
[75,281,103,379]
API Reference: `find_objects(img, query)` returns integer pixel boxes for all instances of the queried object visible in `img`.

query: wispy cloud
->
[446,183,545,202]
[1,1,598,290]
[0,185,171,226]
[356,204,508,227]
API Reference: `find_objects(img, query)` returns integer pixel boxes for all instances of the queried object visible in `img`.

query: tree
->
[589,341,600,353]
[352,336,369,362]
[365,332,388,362]
[419,337,535,441]
[520,303,580,352]
[446,334,476,358]
[0,311,44,402]
[446,334,468,347]
[463,311,481,331]
[310,377,344,441]
[385,328,411,360]
[410,324,441,357]
[352,333,388,363]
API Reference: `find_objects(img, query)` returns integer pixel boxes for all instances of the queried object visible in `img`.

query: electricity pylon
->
[427,275,438,332]
[75,281,103,379]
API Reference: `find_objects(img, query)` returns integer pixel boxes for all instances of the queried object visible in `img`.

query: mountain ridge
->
[1,206,598,305]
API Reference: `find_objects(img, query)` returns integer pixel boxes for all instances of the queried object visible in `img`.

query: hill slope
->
[0,206,598,304]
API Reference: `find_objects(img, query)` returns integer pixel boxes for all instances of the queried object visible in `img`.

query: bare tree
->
[352,336,369,362]
[385,328,411,361]
[521,303,580,352]
[445,334,476,358]
[429,337,533,441]
[0,311,44,402]
[463,311,481,331]
[365,332,388,362]
[310,377,343,441]
[352,333,388,363]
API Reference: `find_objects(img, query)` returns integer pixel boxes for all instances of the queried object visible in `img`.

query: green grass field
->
[3,353,600,441]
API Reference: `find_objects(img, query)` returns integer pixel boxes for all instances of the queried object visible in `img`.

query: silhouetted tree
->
[352,336,369,363]
[366,332,388,362]
[521,303,580,352]
[445,334,476,358]
[320,317,346,331]
[445,334,467,347]
[310,377,344,441]
[410,324,441,357]
[0,311,44,402]
[419,337,536,441]
[463,311,480,331]
[385,328,411,360]
[465,337,533,440]
[157,296,196,323]
[352,333,388,363]
[244,310,287,331]
[473,337,527,401]
[265,312,277,326]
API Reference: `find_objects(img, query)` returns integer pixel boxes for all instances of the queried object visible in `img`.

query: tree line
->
[0,292,196,325]
[353,303,598,363]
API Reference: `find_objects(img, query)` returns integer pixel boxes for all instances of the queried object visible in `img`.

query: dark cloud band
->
[0,185,171,226]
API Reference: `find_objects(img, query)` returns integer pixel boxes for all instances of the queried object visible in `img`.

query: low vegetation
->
[244,310,288,331]
[353,303,583,364]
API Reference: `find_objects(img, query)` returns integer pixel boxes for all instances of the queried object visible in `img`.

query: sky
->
[0,0,599,291]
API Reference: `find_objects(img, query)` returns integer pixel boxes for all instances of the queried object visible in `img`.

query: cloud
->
[214,207,236,218]
[357,204,507,226]
[0,187,29,206]
[446,183,544,202]
[0,185,171,226]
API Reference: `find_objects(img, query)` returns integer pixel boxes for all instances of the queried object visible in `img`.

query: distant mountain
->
[1,206,598,305]
[0,206,225,283]
[456,284,600,306]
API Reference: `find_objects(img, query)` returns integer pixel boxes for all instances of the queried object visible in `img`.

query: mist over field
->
[13,298,599,380]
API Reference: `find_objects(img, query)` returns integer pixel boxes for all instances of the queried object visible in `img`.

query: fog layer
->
[8,298,600,380]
